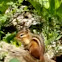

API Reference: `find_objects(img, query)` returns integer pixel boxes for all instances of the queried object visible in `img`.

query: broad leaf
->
[39,0,49,9]
[3,32,16,43]
[28,0,42,15]
[0,0,17,13]
[49,0,55,15]
[55,0,61,9]
[9,58,20,62]
[56,3,62,18]
[18,0,23,3]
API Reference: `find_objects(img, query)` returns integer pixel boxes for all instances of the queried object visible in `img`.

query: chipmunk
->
[15,28,45,62]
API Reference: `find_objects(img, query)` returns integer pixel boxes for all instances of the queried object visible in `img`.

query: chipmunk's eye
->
[20,33,24,37]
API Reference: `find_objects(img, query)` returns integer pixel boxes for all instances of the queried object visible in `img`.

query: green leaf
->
[0,15,7,23]
[7,2,14,5]
[39,0,49,9]
[18,0,23,3]
[0,0,17,13]
[56,3,62,17]
[9,58,20,62]
[3,32,16,43]
[49,0,55,15]
[28,0,49,17]
[56,35,62,40]
[55,0,61,9]
[45,31,58,45]
[28,0,42,15]
[0,31,4,34]
[11,39,21,47]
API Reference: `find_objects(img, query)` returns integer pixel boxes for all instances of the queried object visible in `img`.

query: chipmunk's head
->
[15,28,31,44]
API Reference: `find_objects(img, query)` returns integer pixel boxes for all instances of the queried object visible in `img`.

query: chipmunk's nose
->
[14,37,22,41]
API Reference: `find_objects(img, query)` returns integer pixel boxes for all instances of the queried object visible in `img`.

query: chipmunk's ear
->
[23,27,30,32]
[26,28,31,33]
[27,29,30,32]
[22,27,31,34]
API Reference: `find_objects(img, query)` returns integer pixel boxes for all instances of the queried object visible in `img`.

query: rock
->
[0,41,56,62]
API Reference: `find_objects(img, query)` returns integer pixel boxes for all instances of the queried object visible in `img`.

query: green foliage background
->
[0,0,23,45]
[0,0,62,45]
[0,0,62,61]
[28,0,62,45]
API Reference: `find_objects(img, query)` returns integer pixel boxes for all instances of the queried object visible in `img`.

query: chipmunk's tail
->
[23,54,36,62]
